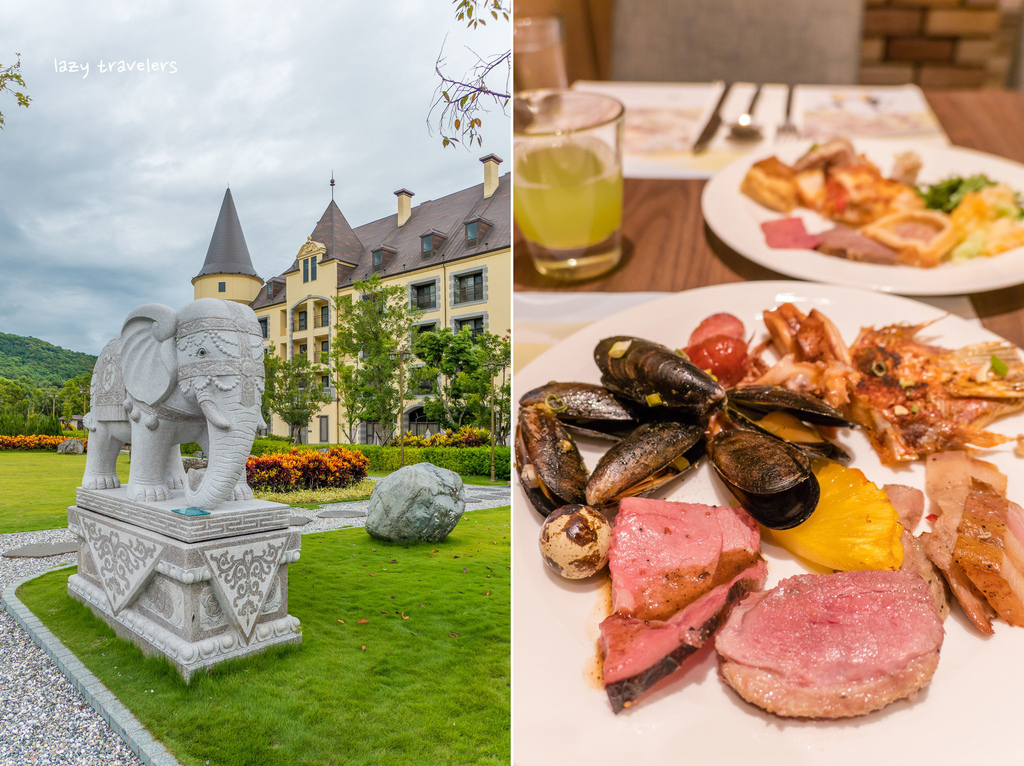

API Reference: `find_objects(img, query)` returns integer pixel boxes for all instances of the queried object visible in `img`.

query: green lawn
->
[0,452,130,535]
[17,506,511,766]
[0,453,507,535]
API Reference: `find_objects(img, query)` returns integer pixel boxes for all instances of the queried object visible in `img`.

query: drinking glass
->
[514,90,625,281]
[513,16,568,92]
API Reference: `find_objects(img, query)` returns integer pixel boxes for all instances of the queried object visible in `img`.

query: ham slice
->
[716,570,944,718]
[922,451,1007,633]
[601,560,767,714]
[885,483,951,620]
[815,224,901,264]
[761,217,822,250]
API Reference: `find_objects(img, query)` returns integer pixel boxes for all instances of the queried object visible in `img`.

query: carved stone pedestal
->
[67,488,302,681]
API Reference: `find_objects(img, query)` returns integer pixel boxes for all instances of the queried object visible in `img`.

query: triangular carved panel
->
[202,537,287,642]
[80,517,164,614]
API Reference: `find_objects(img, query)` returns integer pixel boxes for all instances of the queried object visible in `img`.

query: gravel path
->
[0,484,510,766]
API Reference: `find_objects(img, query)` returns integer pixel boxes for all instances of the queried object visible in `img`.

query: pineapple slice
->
[767,459,904,572]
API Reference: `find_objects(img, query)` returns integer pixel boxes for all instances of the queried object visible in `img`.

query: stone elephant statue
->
[82,298,266,510]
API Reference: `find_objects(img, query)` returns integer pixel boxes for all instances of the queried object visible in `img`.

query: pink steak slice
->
[716,570,944,718]
[601,560,768,713]
[609,497,762,622]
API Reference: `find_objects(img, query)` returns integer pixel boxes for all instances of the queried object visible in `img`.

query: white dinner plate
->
[513,281,1024,766]
[701,140,1024,295]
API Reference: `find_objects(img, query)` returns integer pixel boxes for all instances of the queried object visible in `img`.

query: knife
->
[692,82,733,154]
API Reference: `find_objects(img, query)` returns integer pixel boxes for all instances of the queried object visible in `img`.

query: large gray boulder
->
[57,438,85,455]
[365,463,465,543]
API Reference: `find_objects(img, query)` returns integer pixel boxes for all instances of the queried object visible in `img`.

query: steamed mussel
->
[518,382,644,440]
[515,403,589,517]
[594,336,726,417]
[585,421,706,508]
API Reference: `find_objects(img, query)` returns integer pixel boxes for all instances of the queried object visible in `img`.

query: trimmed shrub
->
[345,444,511,480]
[391,426,492,449]
[246,446,370,492]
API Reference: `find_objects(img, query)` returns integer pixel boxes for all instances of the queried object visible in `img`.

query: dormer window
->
[464,217,491,248]
[372,245,397,273]
[266,282,274,299]
[420,229,446,258]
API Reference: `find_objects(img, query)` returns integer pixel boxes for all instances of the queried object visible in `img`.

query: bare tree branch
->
[428,1,511,149]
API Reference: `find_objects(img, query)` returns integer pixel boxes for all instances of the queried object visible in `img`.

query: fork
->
[777,84,799,141]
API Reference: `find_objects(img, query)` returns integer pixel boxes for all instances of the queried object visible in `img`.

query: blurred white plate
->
[702,141,1024,295]
[513,281,1024,765]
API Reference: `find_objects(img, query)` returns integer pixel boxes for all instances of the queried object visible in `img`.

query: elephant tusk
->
[200,399,232,430]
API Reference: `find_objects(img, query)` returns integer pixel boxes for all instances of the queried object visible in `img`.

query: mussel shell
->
[708,430,820,530]
[516,404,589,517]
[518,381,642,440]
[726,385,857,428]
[586,421,706,508]
[594,336,726,418]
[727,408,852,463]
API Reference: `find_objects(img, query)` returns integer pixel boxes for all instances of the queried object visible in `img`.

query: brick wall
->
[861,0,1008,88]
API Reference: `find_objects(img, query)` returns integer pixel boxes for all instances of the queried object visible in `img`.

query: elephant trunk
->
[186,390,260,510]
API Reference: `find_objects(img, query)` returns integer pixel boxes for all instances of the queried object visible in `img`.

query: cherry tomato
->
[687,313,745,346]
[684,335,749,387]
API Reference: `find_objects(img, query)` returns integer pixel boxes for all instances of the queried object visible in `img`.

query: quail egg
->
[538,504,612,579]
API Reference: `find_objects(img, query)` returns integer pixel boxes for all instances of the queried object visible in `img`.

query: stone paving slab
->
[287,515,313,526]
[316,509,367,519]
[3,541,80,558]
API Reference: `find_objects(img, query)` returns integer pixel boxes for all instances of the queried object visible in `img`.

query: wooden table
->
[513,89,1024,347]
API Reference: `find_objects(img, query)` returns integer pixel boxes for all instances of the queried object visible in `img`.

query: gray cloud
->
[0,0,510,354]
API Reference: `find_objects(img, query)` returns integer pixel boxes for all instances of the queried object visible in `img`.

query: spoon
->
[728,84,764,142]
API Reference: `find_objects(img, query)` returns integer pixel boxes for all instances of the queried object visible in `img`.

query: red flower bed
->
[246,446,369,492]
[0,435,89,451]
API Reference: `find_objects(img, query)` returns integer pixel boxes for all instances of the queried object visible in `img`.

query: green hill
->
[0,333,97,388]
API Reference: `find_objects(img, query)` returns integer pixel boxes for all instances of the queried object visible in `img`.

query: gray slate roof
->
[195,188,260,278]
[249,170,510,310]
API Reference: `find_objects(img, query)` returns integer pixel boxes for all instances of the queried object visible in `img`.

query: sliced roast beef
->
[815,224,901,265]
[760,217,822,250]
[601,560,767,714]
[716,570,944,719]
[608,498,761,622]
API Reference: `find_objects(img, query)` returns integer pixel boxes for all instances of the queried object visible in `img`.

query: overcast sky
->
[0,0,510,356]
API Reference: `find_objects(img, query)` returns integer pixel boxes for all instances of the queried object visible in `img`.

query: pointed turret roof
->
[310,199,364,265]
[195,188,259,278]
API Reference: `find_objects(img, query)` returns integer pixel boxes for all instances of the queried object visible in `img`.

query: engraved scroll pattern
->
[82,518,160,608]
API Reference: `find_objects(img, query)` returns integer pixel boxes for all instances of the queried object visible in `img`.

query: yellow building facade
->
[193,155,511,445]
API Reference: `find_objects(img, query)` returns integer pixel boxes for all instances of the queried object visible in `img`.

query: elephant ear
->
[120,303,179,407]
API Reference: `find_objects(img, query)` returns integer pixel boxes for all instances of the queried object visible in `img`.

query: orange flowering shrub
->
[0,435,89,451]
[246,446,369,492]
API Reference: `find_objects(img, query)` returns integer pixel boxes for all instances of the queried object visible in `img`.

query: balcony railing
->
[412,296,437,310]
[452,285,483,305]
[314,314,330,329]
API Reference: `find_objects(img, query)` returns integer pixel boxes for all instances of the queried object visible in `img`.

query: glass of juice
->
[514,90,625,281]
[513,17,568,92]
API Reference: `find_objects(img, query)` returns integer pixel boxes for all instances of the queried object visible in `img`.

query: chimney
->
[394,188,414,227]
[480,154,502,198]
